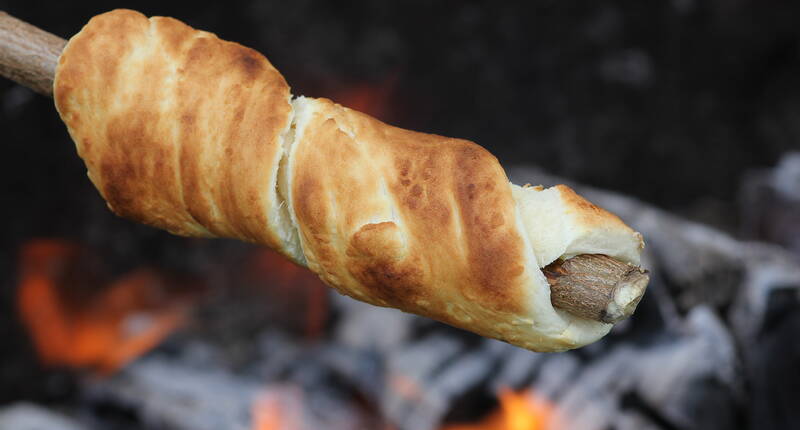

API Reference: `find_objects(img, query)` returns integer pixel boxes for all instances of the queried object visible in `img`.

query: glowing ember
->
[442,388,561,430]
[251,385,306,430]
[17,239,192,374]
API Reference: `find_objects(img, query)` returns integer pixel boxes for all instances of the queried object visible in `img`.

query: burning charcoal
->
[333,294,416,352]
[251,386,308,430]
[3,160,799,430]
[254,329,306,380]
[740,152,800,255]
[390,339,507,430]
[729,244,800,345]
[729,249,800,430]
[747,293,800,429]
[634,308,739,429]
[442,387,564,430]
[15,240,198,374]
[0,403,87,430]
[251,383,373,430]
[83,354,260,430]
[489,342,545,392]
[615,410,664,430]
[311,345,386,402]
[530,354,582,401]
[382,334,465,425]
[535,307,739,430]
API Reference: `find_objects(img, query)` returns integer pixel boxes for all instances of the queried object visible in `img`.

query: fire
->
[17,239,192,374]
[442,388,560,430]
[251,385,306,430]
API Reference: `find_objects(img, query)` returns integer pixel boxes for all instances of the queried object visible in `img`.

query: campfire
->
[2,162,798,429]
[441,388,560,430]
[17,240,193,374]
[2,4,800,430]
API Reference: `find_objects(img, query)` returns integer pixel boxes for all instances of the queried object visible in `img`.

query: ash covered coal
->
[1,168,793,430]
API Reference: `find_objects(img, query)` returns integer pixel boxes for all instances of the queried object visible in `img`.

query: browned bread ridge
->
[54,9,301,261]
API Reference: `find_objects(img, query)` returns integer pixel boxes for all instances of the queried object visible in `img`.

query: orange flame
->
[251,386,306,430]
[17,240,192,374]
[442,388,561,430]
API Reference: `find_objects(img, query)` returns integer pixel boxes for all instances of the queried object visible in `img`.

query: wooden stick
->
[0,11,66,97]
[0,11,648,324]
[544,254,649,324]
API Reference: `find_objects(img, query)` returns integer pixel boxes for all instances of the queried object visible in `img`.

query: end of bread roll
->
[281,96,645,352]
[506,183,644,350]
[511,184,644,268]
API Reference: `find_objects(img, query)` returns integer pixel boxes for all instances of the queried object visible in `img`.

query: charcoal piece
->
[746,290,800,430]
[533,353,582,401]
[542,307,739,430]
[615,410,664,430]
[730,248,800,345]
[0,403,86,430]
[83,355,260,430]
[489,341,546,391]
[333,294,415,352]
[381,334,464,428]
[393,340,506,430]
[740,152,800,255]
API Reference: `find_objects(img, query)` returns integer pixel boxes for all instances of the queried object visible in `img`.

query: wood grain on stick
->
[0,11,648,324]
[544,254,649,323]
[0,11,66,96]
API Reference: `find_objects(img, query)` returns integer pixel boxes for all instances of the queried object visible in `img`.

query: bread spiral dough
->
[54,9,644,351]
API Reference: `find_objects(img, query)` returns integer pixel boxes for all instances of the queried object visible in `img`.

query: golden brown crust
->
[555,184,638,235]
[54,10,643,352]
[289,99,536,337]
[54,9,293,252]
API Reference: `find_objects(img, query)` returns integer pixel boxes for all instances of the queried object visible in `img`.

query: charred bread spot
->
[349,258,424,308]
[99,160,136,218]
[347,222,422,307]
[397,158,411,178]
[454,142,526,314]
[234,48,266,80]
[180,114,195,126]
[388,150,451,225]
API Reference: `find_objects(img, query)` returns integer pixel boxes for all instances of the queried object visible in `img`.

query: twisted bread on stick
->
[53,10,645,351]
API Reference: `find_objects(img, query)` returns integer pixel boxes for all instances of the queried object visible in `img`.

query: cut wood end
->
[544,254,649,324]
[603,267,649,324]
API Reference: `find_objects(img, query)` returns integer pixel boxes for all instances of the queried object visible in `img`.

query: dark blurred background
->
[2,0,800,235]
